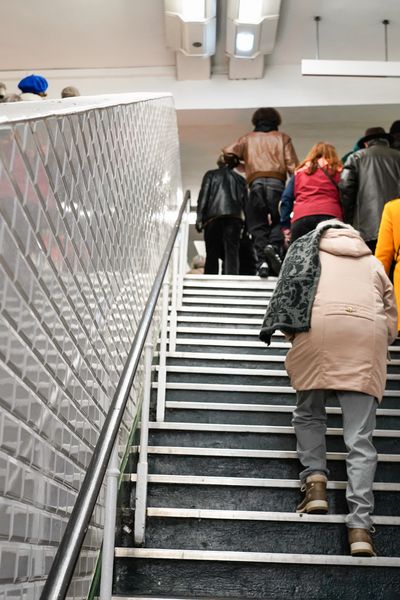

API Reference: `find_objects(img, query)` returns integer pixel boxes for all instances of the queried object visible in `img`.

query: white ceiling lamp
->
[226,0,281,79]
[302,17,400,77]
[164,0,216,80]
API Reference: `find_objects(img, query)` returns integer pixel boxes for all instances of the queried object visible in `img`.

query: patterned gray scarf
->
[259,222,347,345]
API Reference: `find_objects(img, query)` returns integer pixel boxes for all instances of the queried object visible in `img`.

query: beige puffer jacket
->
[285,228,398,401]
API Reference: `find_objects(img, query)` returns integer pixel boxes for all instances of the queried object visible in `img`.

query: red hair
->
[296,142,342,174]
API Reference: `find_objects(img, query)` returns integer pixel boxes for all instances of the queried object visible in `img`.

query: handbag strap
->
[318,165,339,190]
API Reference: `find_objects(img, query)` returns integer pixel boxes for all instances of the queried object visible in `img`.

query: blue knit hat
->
[18,74,48,94]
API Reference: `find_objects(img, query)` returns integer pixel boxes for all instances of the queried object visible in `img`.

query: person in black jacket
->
[339,126,400,252]
[196,155,247,275]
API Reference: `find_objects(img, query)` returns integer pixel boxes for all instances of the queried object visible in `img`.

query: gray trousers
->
[292,389,378,529]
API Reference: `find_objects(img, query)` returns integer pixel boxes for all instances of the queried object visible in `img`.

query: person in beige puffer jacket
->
[285,222,397,557]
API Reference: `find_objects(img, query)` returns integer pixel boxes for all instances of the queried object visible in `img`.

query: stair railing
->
[40,190,191,600]
[156,193,190,421]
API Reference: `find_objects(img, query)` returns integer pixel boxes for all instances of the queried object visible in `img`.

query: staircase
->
[113,274,400,600]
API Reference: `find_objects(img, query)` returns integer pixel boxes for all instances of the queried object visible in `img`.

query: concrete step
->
[113,551,400,599]
[165,351,400,372]
[131,481,400,516]
[144,449,399,482]
[152,381,400,399]
[147,423,400,454]
[162,404,400,430]
[116,516,400,556]
[156,388,400,410]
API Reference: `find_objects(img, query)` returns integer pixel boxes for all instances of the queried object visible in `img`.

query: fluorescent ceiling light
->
[302,59,400,77]
[238,0,263,23]
[182,0,205,21]
[236,32,255,53]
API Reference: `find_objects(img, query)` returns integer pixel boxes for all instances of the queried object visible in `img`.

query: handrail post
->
[177,195,190,309]
[156,279,169,422]
[169,243,179,353]
[99,443,119,600]
[134,327,153,545]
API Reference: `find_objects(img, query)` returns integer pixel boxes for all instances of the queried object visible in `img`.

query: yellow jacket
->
[375,198,400,331]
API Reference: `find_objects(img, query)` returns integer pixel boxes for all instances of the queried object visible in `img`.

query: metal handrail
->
[40,190,191,600]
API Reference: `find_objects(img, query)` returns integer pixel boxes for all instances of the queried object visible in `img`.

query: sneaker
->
[264,245,283,276]
[257,262,269,278]
[296,474,328,514]
[348,528,376,557]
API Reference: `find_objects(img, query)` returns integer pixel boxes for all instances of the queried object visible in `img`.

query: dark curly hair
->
[251,107,282,127]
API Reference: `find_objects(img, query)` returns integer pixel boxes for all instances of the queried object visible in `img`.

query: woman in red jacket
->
[280,142,343,244]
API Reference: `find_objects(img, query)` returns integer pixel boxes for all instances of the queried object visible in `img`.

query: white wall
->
[0,0,174,70]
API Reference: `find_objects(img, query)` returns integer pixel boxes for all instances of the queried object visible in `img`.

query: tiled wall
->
[0,95,181,599]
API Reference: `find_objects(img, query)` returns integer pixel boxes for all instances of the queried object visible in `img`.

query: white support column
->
[156,279,169,422]
[134,329,154,546]
[99,444,119,600]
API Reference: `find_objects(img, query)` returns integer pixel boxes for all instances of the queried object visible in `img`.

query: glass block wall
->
[0,94,181,599]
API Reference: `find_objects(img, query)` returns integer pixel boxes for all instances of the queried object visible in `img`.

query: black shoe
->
[264,245,282,276]
[257,262,269,278]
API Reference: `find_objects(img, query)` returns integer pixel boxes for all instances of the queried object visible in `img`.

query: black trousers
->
[246,177,285,269]
[204,217,243,275]
[290,214,337,243]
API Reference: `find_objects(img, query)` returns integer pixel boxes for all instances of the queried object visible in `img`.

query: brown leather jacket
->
[223,130,298,184]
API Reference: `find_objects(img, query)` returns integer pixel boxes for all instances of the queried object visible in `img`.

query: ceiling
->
[2,0,399,71]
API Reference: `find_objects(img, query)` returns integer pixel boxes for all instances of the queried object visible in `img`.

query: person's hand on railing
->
[195,220,203,233]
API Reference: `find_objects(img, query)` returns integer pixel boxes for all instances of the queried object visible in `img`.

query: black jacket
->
[339,140,400,241]
[196,166,247,226]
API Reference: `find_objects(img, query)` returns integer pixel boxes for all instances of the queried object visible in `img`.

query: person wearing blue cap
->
[18,74,48,101]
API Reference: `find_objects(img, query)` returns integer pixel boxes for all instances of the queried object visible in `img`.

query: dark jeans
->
[291,214,337,243]
[247,177,285,269]
[204,217,243,275]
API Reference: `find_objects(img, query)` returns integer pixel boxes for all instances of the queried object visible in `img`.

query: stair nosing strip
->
[144,445,400,462]
[114,547,400,567]
[152,382,296,393]
[175,338,284,348]
[173,338,400,354]
[158,365,400,381]
[184,274,277,282]
[148,421,400,437]
[166,350,400,366]
[152,382,400,398]
[167,351,286,361]
[182,298,269,306]
[175,316,264,324]
[146,508,400,526]
[157,366,288,376]
[183,290,273,297]
[128,474,400,491]
[175,327,277,336]
[164,401,400,416]
[177,306,265,314]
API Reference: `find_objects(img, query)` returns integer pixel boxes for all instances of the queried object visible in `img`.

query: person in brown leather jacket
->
[223,107,298,277]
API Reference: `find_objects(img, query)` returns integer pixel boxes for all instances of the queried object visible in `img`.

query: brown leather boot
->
[348,528,376,557]
[296,474,328,514]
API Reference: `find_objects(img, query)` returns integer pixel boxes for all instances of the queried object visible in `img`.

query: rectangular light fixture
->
[236,31,255,54]
[302,59,400,77]
[182,0,205,21]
